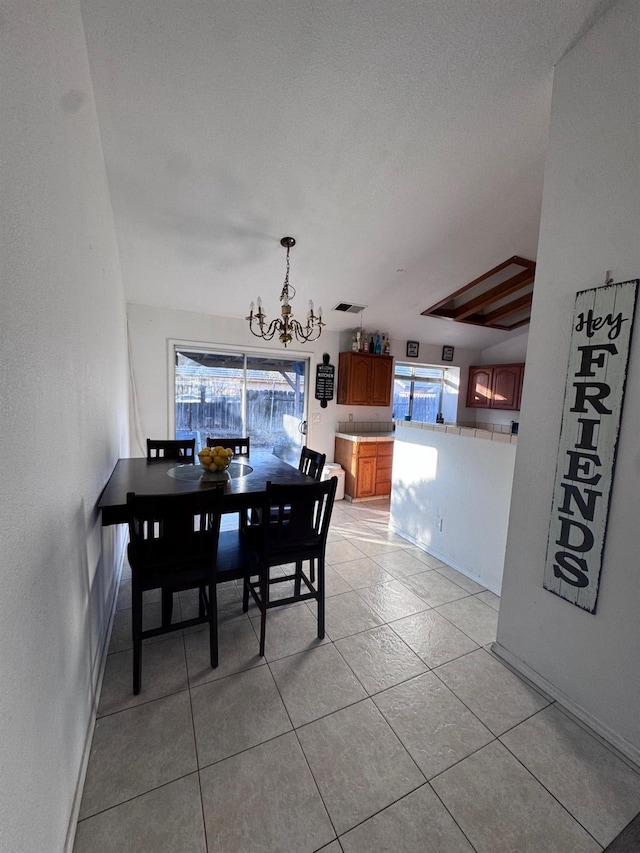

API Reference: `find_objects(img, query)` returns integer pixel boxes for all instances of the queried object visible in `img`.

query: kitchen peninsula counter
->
[390,421,518,593]
[334,431,394,442]
[403,422,518,444]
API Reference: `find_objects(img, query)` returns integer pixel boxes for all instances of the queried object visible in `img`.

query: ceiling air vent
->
[333,302,367,314]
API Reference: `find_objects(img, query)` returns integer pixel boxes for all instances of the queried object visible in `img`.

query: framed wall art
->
[406,340,419,358]
[442,345,454,362]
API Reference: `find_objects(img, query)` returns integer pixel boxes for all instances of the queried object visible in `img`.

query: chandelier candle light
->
[246,237,323,347]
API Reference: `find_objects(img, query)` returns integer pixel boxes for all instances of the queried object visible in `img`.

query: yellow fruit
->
[225,448,233,457]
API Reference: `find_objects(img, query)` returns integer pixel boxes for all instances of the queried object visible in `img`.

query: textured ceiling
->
[80,0,611,349]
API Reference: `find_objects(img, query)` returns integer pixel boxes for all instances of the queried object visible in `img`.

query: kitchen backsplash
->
[336,420,395,433]
[337,419,517,435]
[460,421,518,434]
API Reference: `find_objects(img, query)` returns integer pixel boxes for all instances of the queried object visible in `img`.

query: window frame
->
[393,361,448,423]
[167,339,311,445]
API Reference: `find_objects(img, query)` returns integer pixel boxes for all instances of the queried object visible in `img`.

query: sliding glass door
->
[174,348,307,461]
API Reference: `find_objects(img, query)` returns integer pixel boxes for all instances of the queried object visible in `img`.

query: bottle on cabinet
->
[352,329,391,356]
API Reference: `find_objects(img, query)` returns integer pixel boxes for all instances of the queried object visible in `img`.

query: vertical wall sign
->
[315,353,335,409]
[543,279,638,612]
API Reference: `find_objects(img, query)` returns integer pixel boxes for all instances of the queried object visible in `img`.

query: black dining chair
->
[242,476,338,658]
[298,446,326,581]
[126,485,226,694]
[298,445,326,481]
[146,438,196,462]
[249,445,326,531]
[206,436,250,457]
[206,437,252,531]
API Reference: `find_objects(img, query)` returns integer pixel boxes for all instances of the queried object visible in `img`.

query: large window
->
[393,363,459,423]
[174,348,307,461]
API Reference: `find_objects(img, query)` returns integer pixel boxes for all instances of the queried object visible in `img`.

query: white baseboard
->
[64,538,126,853]
[492,642,640,771]
[388,523,502,595]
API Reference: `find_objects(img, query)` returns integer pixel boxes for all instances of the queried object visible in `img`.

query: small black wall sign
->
[315,353,335,408]
[442,345,454,362]
[543,279,638,613]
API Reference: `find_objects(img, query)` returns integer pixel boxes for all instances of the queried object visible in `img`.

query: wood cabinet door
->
[375,441,393,495]
[467,366,494,407]
[516,364,525,410]
[369,358,393,406]
[491,364,522,409]
[356,456,377,497]
[337,353,349,404]
[338,352,393,405]
[375,456,392,495]
[348,355,372,405]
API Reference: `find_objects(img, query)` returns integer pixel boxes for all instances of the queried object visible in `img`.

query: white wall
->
[356,333,482,426]
[480,329,529,365]
[0,2,128,850]
[496,0,640,762]
[127,303,343,461]
[390,424,516,594]
[128,312,484,458]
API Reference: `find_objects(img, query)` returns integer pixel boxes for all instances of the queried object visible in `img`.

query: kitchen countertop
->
[395,421,518,444]
[334,431,395,442]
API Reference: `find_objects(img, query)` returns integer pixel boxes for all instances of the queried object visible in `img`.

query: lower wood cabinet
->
[374,440,393,496]
[334,437,394,500]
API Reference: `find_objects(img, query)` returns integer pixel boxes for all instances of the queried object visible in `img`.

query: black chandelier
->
[246,237,323,347]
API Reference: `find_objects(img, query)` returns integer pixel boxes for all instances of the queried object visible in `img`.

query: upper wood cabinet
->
[467,366,494,407]
[337,352,393,406]
[467,363,525,410]
[492,364,523,409]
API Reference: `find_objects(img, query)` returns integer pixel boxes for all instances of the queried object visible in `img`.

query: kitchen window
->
[393,363,459,423]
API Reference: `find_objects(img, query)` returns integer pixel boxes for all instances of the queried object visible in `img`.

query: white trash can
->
[322,463,345,500]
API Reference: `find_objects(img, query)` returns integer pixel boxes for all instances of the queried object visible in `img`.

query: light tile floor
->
[74,499,640,852]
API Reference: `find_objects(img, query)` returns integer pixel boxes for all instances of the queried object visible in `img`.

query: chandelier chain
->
[279,245,296,302]
[246,236,323,347]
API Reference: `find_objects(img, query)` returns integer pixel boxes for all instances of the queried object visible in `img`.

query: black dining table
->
[98,450,313,526]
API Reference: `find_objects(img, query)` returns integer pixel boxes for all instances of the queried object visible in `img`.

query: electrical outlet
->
[312,413,321,425]
[349,413,353,421]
